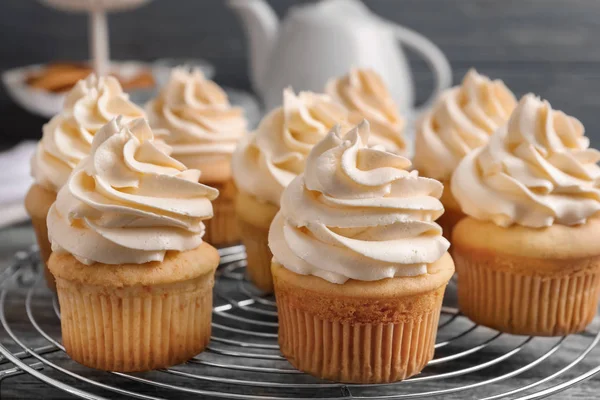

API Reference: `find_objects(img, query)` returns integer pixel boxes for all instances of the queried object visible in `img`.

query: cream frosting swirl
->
[232,88,349,206]
[414,69,517,182]
[31,74,145,192]
[146,67,246,174]
[452,94,600,228]
[47,117,218,265]
[326,68,406,154]
[269,121,449,284]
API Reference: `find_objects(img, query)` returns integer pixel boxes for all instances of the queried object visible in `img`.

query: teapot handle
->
[384,21,452,115]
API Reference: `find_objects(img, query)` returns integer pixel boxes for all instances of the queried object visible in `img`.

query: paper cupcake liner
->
[31,217,56,293]
[276,289,443,383]
[25,184,56,291]
[55,276,213,372]
[30,214,56,292]
[238,218,273,293]
[454,250,600,336]
[203,193,239,247]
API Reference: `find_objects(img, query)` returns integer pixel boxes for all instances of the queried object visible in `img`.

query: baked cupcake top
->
[326,68,406,155]
[269,120,449,284]
[452,94,600,228]
[145,67,246,179]
[413,69,516,182]
[47,117,218,265]
[32,74,145,192]
[232,88,349,206]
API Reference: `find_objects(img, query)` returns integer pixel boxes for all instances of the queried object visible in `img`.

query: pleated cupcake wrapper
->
[56,277,213,372]
[30,214,56,292]
[455,252,600,336]
[238,218,273,293]
[276,293,442,383]
[203,194,239,247]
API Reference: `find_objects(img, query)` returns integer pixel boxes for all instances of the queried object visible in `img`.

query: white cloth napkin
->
[0,141,36,228]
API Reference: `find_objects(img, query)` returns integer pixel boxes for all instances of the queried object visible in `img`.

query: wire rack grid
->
[0,245,598,399]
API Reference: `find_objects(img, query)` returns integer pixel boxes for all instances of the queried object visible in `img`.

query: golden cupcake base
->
[277,292,442,382]
[436,207,464,243]
[453,247,600,336]
[24,184,57,292]
[235,190,279,293]
[49,243,219,372]
[56,277,213,371]
[438,180,464,242]
[238,218,273,292]
[202,179,239,247]
[453,217,600,336]
[272,254,454,383]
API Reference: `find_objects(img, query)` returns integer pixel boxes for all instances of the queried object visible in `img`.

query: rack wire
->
[0,245,599,399]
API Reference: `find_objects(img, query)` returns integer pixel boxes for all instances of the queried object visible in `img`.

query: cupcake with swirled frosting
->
[269,120,454,383]
[326,68,407,155]
[25,74,144,289]
[451,94,600,336]
[146,67,247,246]
[232,88,350,292]
[413,69,517,239]
[47,117,220,372]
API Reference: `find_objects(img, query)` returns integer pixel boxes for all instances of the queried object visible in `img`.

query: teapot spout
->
[228,0,278,97]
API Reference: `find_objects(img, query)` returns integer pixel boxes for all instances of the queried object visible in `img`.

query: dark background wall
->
[2,0,600,148]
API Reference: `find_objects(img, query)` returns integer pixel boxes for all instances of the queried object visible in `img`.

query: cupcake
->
[269,121,454,383]
[47,117,220,371]
[232,88,349,292]
[326,68,407,155]
[146,67,247,247]
[26,74,144,290]
[413,69,516,239]
[451,94,600,336]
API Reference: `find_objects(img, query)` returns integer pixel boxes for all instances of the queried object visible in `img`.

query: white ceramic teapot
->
[228,0,452,115]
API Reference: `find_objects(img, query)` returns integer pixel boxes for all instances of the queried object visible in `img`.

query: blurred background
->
[1,0,600,148]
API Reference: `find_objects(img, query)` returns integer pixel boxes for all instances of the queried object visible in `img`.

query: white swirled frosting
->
[47,117,218,265]
[452,94,600,228]
[31,74,145,192]
[326,68,406,154]
[146,67,246,174]
[269,121,449,284]
[232,88,350,206]
[414,69,516,182]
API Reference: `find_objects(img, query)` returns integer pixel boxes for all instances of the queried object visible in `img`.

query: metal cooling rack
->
[0,246,599,399]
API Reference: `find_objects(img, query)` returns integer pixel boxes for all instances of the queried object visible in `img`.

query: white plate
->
[2,61,158,118]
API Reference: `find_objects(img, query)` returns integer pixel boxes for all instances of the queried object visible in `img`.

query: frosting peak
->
[452,94,600,228]
[232,88,349,206]
[47,117,218,265]
[414,69,517,181]
[146,67,246,177]
[326,68,406,154]
[31,74,145,192]
[269,120,449,284]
